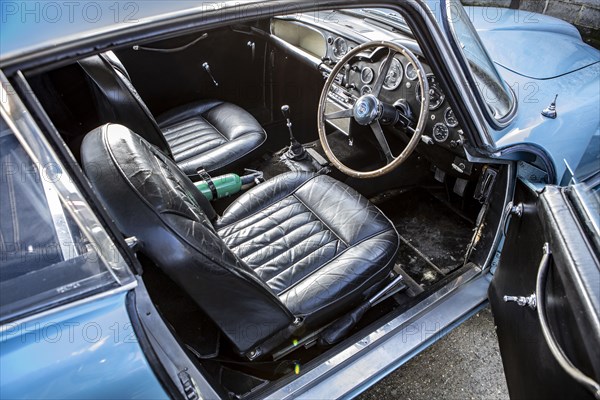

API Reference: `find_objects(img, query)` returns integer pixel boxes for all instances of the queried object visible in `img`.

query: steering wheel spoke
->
[325,108,354,120]
[370,121,395,163]
[372,49,397,97]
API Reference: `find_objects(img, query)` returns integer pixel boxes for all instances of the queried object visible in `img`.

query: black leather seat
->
[82,124,399,356]
[78,52,266,176]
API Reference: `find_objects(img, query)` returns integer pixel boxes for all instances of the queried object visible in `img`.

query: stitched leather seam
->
[165,125,223,143]
[226,210,315,254]
[290,250,397,318]
[299,219,401,314]
[264,237,341,289]
[277,229,399,298]
[157,101,225,127]
[292,193,349,247]
[219,199,304,239]
[217,174,317,229]
[169,132,225,148]
[201,116,230,142]
[189,131,267,174]
[172,138,225,161]
[242,221,331,267]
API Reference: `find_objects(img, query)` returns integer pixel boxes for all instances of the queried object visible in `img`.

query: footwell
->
[375,187,476,287]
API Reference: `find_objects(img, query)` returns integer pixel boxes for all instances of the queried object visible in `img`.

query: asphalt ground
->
[358,306,509,400]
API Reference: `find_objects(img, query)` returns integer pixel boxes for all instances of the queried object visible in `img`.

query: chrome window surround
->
[0,70,134,295]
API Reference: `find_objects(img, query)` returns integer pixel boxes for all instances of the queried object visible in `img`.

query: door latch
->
[202,62,219,87]
[503,293,537,309]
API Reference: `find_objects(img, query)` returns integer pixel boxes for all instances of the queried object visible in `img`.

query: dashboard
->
[270,12,466,156]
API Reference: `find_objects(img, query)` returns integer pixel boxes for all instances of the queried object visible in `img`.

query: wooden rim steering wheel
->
[317,41,430,178]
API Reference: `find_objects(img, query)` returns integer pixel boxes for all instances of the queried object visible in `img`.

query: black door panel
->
[115,29,267,117]
[489,180,600,400]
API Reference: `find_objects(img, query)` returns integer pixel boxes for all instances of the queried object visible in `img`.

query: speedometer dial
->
[416,74,446,111]
[332,37,348,59]
[379,57,403,91]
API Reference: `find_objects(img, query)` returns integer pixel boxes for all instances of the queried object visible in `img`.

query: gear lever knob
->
[281,105,291,120]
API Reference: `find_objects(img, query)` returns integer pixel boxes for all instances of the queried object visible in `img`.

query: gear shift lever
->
[281,105,307,160]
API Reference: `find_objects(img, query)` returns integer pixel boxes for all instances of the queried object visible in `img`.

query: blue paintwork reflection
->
[466,6,600,183]
[0,292,168,399]
[467,7,599,79]
[491,53,599,183]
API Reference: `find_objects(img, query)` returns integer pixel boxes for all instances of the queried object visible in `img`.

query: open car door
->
[489,177,600,400]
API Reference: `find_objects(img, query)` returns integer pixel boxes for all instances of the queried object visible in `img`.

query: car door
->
[489,175,600,399]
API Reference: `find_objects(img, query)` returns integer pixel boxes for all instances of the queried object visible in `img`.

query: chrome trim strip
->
[0,280,137,334]
[265,266,487,399]
[39,174,78,260]
[0,71,132,285]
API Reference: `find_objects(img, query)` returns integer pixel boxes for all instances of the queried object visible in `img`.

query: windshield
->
[445,0,515,123]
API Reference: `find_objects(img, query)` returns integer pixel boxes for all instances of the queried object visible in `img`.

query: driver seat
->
[81,124,399,357]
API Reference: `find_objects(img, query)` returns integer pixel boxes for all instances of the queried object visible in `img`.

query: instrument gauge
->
[379,57,403,91]
[405,62,418,81]
[416,74,446,111]
[432,123,449,143]
[361,67,374,84]
[332,37,348,59]
[444,107,458,127]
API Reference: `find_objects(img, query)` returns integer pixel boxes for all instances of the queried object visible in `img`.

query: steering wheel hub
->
[353,94,382,126]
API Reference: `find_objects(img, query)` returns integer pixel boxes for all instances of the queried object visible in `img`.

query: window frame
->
[0,70,137,324]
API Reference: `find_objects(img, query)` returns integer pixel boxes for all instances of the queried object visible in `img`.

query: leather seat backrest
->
[78,52,172,157]
[81,124,293,354]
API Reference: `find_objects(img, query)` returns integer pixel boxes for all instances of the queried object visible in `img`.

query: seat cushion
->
[157,100,266,176]
[216,172,399,320]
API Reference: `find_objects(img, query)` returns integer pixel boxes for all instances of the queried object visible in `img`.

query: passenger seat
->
[78,51,266,177]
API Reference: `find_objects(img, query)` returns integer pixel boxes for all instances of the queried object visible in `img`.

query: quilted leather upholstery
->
[78,52,266,176]
[157,100,266,176]
[81,124,399,355]
[217,173,400,318]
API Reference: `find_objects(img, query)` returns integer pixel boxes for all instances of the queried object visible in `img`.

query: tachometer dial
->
[416,74,446,111]
[379,57,403,91]
[361,67,374,84]
[405,62,418,81]
[432,123,449,142]
[332,37,348,59]
[444,107,458,127]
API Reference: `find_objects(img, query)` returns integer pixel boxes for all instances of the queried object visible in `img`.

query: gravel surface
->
[358,306,509,400]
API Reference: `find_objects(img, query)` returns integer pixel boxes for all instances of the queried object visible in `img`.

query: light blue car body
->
[466,7,600,184]
[0,1,598,398]
[0,293,168,399]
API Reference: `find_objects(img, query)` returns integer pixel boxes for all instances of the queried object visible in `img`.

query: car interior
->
[24,8,516,398]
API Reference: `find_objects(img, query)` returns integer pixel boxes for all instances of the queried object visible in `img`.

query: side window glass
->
[0,114,133,322]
